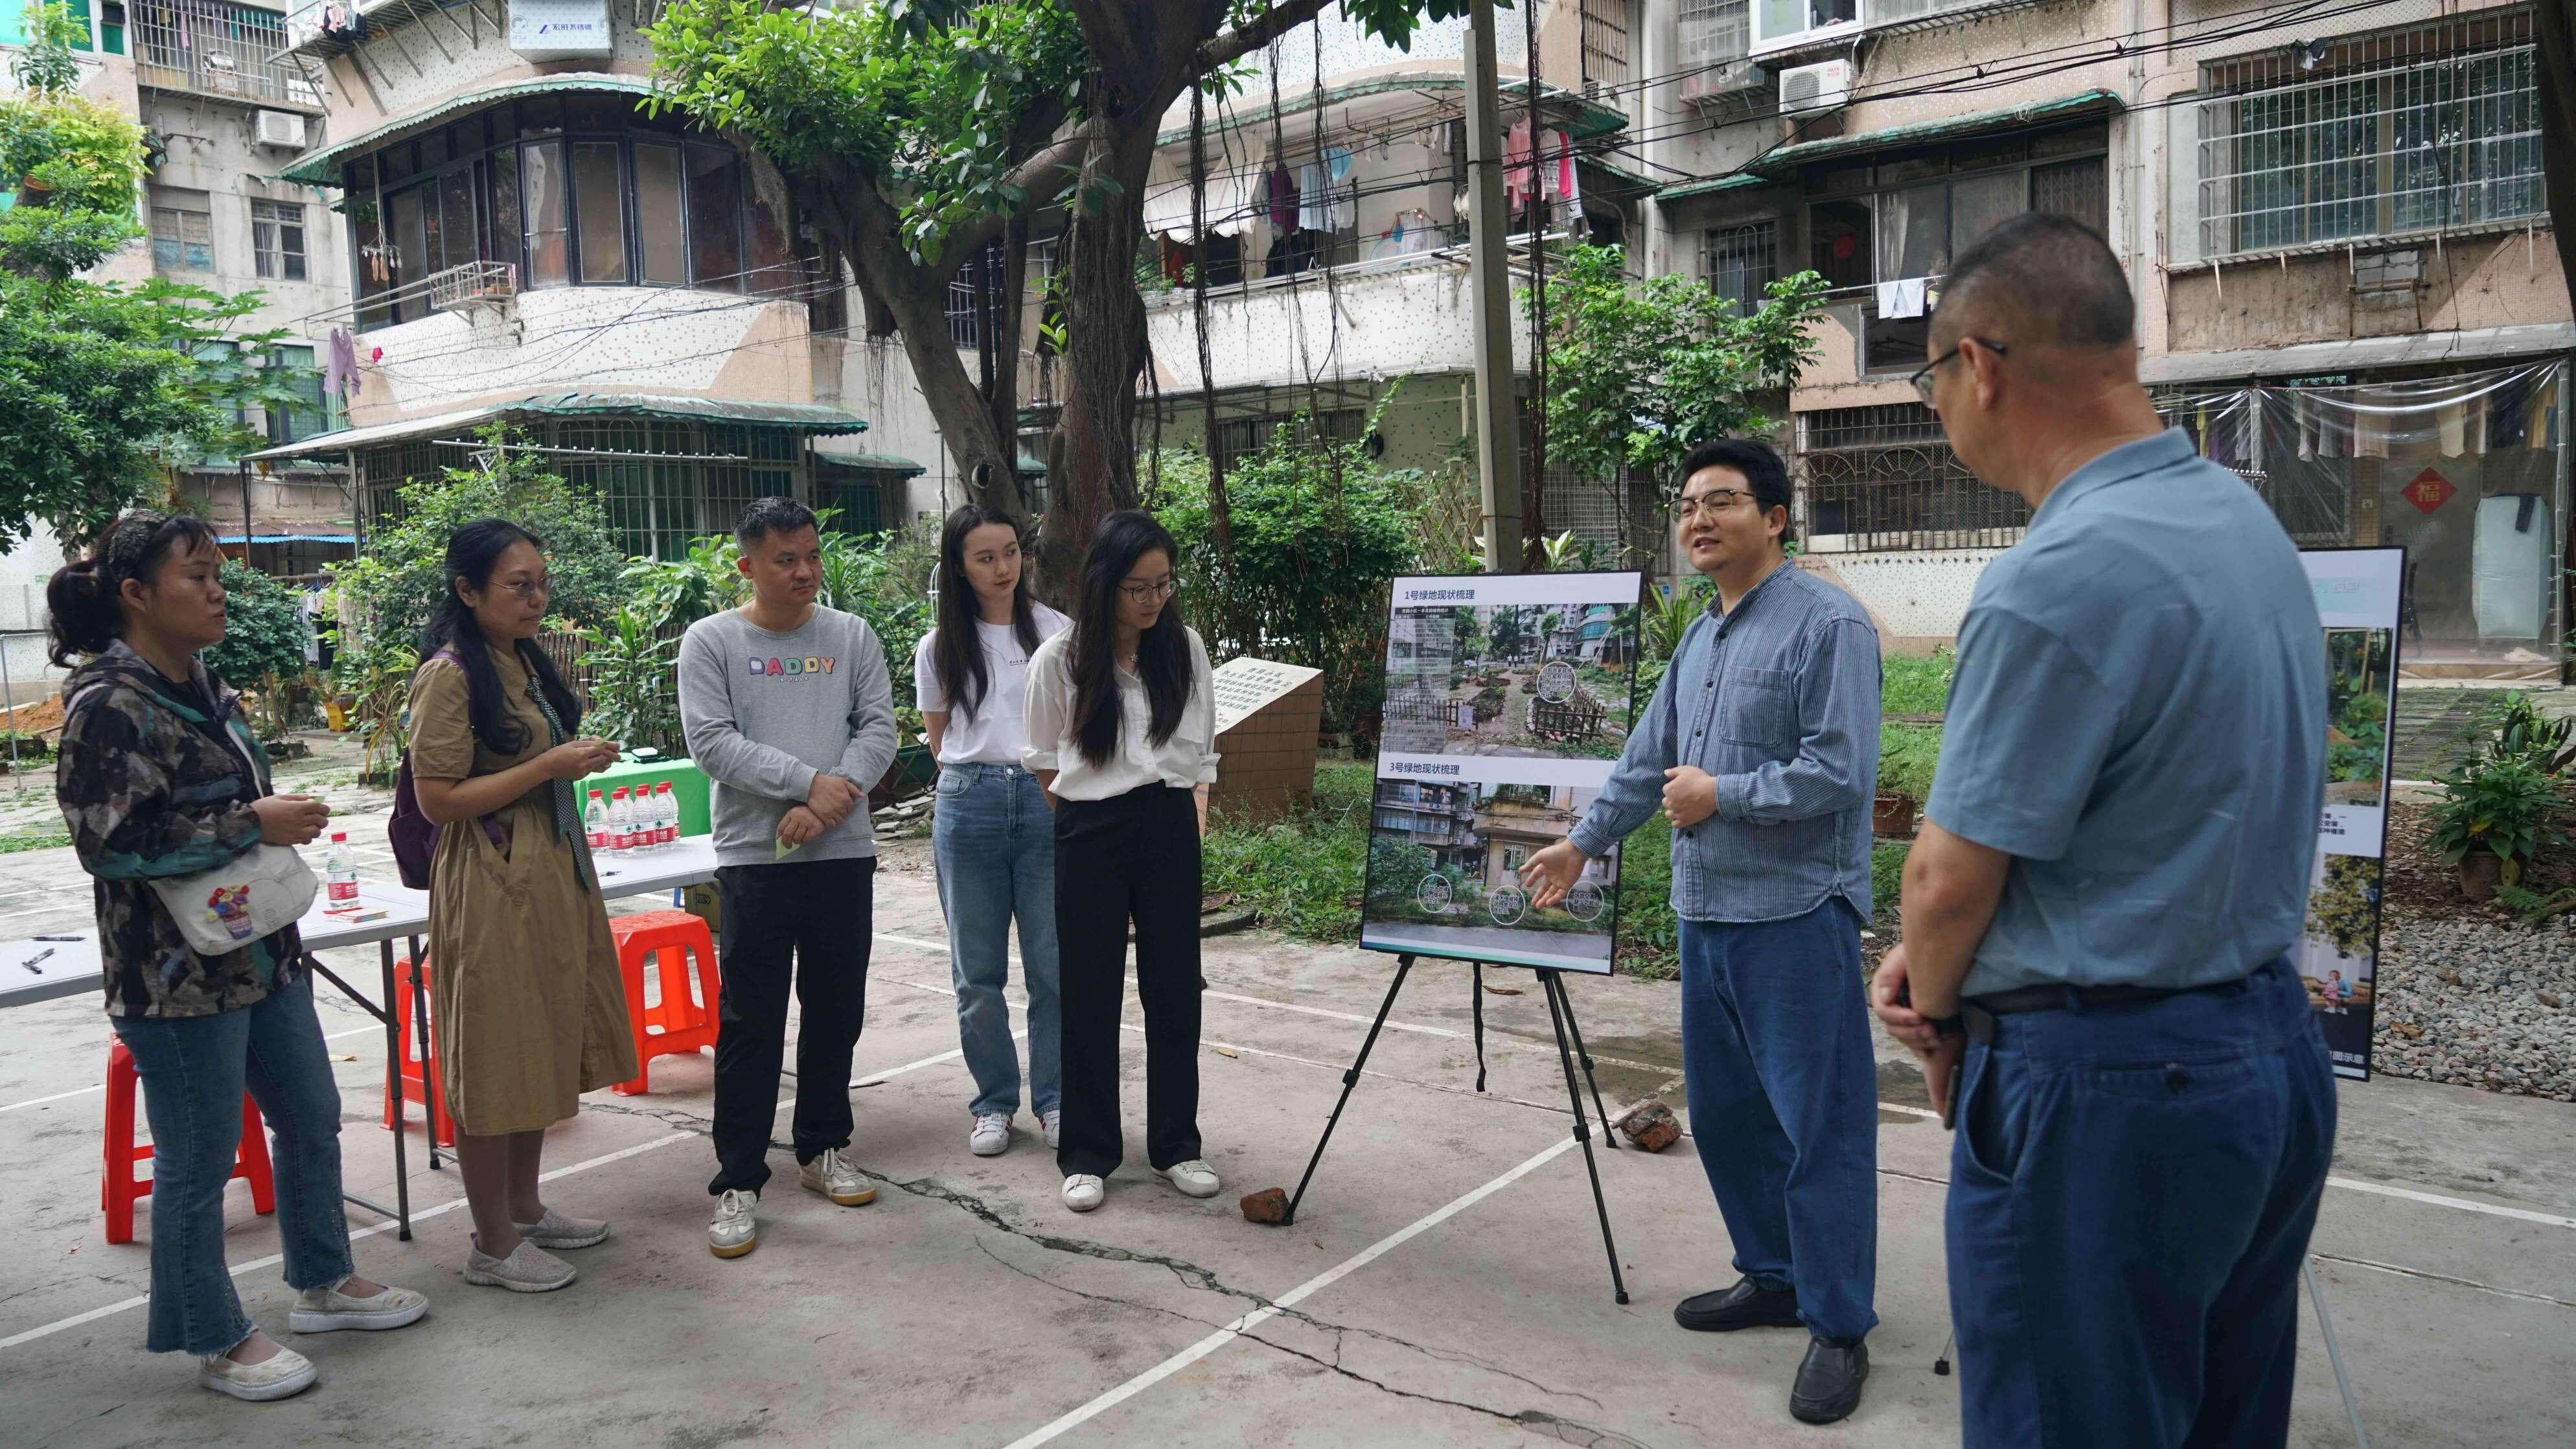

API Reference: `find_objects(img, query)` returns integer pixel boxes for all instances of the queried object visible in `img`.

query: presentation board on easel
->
[1359,572,1646,974]
[2298,547,2404,1082]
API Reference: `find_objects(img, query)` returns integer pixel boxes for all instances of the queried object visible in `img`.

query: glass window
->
[1705,220,1777,311]
[2031,155,2106,235]
[419,128,450,170]
[687,146,743,290]
[417,181,446,279]
[440,167,476,273]
[487,145,522,277]
[518,95,562,134]
[389,187,426,308]
[353,199,395,327]
[634,143,686,284]
[1948,170,2023,259]
[250,198,306,281]
[522,141,569,287]
[566,93,636,132]
[150,189,214,271]
[1878,181,1946,279]
[746,191,796,296]
[573,141,628,283]
[1808,197,1872,291]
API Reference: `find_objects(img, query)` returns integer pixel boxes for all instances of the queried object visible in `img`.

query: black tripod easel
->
[1282,953,1630,1304]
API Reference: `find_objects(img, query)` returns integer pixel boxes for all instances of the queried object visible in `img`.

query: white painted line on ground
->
[871,934,2576,1231]
[2314,1251,2576,1310]
[0,1026,383,1113]
[0,1038,977,1354]
[998,1135,1583,1449]
[2323,1175,2576,1229]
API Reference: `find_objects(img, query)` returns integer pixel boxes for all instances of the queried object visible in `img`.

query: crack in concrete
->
[973,1240,1644,1446]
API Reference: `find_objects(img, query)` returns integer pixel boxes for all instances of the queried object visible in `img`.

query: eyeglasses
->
[1674,489,1755,523]
[1118,577,1179,603]
[494,577,551,601]
[1910,338,2009,409]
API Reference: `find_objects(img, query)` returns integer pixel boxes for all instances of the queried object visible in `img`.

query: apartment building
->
[1627,0,2569,678]
[240,0,951,551]
[2,0,353,697]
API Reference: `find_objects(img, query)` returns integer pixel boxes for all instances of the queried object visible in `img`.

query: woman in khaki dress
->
[407,518,638,1292]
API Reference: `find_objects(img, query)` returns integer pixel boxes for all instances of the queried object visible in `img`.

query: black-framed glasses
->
[1118,577,1179,603]
[1910,338,2009,408]
[1674,489,1755,522]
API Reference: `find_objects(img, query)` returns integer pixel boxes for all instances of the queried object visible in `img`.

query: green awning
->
[1016,454,1046,474]
[1654,172,1775,203]
[1652,89,2122,201]
[1156,71,1628,147]
[1577,154,1661,198]
[282,73,664,185]
[819,452,926,476]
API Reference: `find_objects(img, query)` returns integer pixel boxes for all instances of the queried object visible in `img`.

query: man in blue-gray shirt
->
[1872,214,2334,1447]
[1523,437,1882,1427]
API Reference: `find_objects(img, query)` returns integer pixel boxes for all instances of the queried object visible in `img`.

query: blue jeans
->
[1678,901,1878,1344]
[109,972,354,1356]
[932,763,1061,1120]
[1947,958,2337,1447]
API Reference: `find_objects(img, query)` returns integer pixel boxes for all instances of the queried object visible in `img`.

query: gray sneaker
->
[709,1188,759,1259]
[463,1238,577,1293]
[512,1207,610,1250]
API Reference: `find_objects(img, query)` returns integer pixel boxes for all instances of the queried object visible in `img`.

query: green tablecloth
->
[586,758,711,837]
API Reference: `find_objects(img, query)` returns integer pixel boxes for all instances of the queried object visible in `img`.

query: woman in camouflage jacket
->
[52,512,428,1403]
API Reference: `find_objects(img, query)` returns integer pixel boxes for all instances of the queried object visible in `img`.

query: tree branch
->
[1203,0,1337,71]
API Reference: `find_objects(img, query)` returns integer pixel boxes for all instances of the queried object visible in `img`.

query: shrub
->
[204,560,312,690]
[2426,755,2561,887]
[1881,647,1955,716]
[1879,723,1943,800]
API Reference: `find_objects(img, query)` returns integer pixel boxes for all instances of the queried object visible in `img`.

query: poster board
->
[2299,547,2404,1082]
[1359,572,1644,974]
[1212,658,1324,734]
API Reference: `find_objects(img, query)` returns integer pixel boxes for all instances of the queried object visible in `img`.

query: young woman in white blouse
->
[1020,511,1221,1214]
[915,505,1070,1159]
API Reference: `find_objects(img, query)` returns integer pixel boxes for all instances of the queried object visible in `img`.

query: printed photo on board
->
[1381,601,1640,764]
[1360,781,1621,973]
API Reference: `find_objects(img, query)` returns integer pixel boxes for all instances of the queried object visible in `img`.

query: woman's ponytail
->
[45,559,119,667]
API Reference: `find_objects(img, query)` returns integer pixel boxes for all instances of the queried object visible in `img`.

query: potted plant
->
[2426,756,2560,901]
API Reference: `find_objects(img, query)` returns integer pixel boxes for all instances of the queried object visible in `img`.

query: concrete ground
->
[2,747,2573,1446]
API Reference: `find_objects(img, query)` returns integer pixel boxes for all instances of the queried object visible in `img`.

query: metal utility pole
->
[1464,0,1524,575]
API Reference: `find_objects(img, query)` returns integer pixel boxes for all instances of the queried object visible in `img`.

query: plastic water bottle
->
[654,782,678,848]
[584,789,607,851]
[324,831,360,914]
[610,787,634,854]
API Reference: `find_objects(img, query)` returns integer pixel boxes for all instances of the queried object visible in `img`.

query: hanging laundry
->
[1504,119,1534,211]
[2436,398,2468,456]
[2527,373,2560,451]
[1265,167,1300,233]
[1323,145,1353,183]
[1873,278,1927,319]
[325,325,358,402]
[2487,369,2532,448]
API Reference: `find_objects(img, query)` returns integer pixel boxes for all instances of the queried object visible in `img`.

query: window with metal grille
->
[1212,408,1364,476]
[251,198,306,281]
[1704,220,1777,310]
[1580,0,1631,93]
[1678,0,1750,74]
[945,240,1007,350]
[2196,14,2542,257]
[1799,402,2027,551]
[150,189,213,272]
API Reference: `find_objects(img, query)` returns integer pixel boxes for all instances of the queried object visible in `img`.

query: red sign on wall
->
[2402,469,2455,515]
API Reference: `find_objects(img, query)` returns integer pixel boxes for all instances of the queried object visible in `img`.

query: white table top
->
[0,835,719,1012]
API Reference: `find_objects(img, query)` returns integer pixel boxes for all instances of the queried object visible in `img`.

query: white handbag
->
[150,844,319,956]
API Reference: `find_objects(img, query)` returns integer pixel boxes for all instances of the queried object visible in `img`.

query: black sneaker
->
[1789,1337,1868,1425]
[1673,1277,1803,1332]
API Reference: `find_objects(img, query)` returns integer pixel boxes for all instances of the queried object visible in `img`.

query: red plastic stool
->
[102,1039,274,1246]
[384,955,455,1148]
[610,910,721,1095]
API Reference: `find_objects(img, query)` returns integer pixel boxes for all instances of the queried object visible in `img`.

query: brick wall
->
[1210,676,1325,821]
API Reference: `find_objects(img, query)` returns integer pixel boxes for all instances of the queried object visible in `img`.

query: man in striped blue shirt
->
[1523,437,1883,1426]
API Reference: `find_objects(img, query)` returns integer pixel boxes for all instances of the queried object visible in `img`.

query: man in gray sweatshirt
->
[678,497,897,1259]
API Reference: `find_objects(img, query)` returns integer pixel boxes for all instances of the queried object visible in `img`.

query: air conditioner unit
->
[1777,60,1853,117]
[1680,59,1767,105]
[253,110,308,150]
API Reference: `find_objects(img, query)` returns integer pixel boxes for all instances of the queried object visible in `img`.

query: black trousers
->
[707,855,875,1196]
[1054,784,1203,1179]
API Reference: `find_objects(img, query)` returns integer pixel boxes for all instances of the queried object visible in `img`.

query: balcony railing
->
[130,0,322,109]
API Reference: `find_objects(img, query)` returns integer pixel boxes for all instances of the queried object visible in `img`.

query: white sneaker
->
[969,1112,1012,1156]
[1062,1173,1105,1212]
[198,1341,317,1402]
[512,1207,610,1250]
[1041,1109,1061,1150]
[709,1188,759,1259]
[800,1147,877,1206]
[1162,1159,1221,1199]
[288,1277,430,1334]
[463,1237,577,1292]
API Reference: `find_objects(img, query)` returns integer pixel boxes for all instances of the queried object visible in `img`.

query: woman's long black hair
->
[1071,511,1188,769]
[420,518,584,754]
[45,511,222,667]
[932,504,1040,724]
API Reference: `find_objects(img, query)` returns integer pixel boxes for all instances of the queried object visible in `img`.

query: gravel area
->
[2375,914,2576,1100]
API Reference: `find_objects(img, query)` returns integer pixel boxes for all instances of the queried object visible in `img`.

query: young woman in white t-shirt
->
[1020,510,1221,1214]
[915,505,1070,1159]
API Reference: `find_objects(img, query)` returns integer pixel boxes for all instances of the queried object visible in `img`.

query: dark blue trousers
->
[1946,958,2338,1448]
[1678,901,1878,1344]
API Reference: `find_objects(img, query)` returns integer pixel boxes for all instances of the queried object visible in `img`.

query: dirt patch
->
[2381,798,2576,927]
